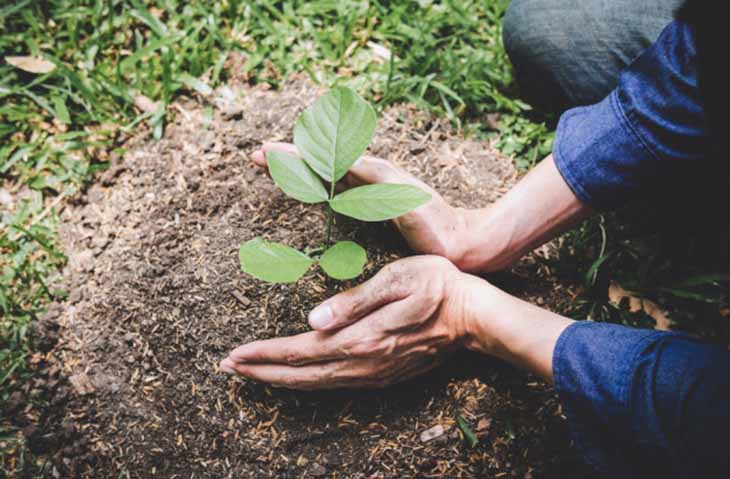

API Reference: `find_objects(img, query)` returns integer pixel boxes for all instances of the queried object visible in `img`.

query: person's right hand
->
[220,256,483,389]
[250,142,469,265]
[220,254,575,387]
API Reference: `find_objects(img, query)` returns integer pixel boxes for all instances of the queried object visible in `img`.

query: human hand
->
[219,256,479,389]
[251,142,468,266]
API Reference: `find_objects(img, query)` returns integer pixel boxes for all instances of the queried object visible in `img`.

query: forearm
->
[453,155,592,272]
[453,273,574,383]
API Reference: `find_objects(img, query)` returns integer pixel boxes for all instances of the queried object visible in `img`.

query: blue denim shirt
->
[552,20,730,478]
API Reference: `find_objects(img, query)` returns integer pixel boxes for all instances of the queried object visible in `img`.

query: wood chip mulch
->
[22,76,597,478]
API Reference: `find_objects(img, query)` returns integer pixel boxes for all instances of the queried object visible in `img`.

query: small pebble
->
[420,424,445,443]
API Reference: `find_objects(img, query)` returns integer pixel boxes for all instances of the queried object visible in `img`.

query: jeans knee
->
[503,0,682,110]
[502,0,569,109]
[502,0,548,66]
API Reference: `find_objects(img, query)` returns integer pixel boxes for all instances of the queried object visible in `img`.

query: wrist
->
[448,207,514,273]
[442,271,503,353]
[442,207,482,271]
[458,275,513,358]
[447,273,575,382]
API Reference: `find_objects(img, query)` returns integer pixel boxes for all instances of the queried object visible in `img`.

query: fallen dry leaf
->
[476,418,492,432]
[436,142,462,170]
[608,281,672,331]
[367,41,392,62]
[485,113,502,131]
[134,94,160,114]
[69,372,96,395]
[5,56,56,74]
[0,188,13,208]
[149,6,165,18]
[608,282,643,313]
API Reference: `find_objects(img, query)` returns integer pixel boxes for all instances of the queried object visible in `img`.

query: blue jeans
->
[503,0,684,111]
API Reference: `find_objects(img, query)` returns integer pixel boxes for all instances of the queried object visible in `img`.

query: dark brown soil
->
[33,78,597,478]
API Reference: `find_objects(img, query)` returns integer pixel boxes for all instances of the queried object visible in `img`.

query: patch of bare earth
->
[42,78,595,478]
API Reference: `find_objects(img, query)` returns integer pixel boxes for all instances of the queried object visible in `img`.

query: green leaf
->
[455,414,479,448]
[293,86,376,182]
[671,274,730,288]
[178,73,213,96]
[129,0,168,37]
[267,150,328,203]
[319,241,367,280]
[329,184,431,222]
[52,95,70,124]
[584,251,614,287]
[239,237,314,283]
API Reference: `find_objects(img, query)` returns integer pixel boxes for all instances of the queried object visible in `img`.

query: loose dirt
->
[28,78,597,478]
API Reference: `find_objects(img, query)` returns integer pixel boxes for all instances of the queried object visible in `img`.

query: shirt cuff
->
[552,321,660,475]
[553,90,654,211]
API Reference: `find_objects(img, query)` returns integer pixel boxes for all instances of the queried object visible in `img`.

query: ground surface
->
[21,79,596,478]
[4,3,728,477]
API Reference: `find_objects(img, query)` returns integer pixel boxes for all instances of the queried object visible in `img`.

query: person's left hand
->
[250,142,470,268]
[219,256,476,390]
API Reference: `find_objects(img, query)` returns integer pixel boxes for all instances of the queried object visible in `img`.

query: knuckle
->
[386,268,409,295]
[348,337,388,357]
[371,377,390,389]
[341,292,365,319]
[426,254,455,270]
[380,262,397,277]
[426,345,441,357]
[283,350,304,365]
[423,274,446,300]
[372,359,394,377]
[347,340,374,357]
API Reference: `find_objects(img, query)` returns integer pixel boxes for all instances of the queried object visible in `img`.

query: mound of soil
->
[43,78,595,478]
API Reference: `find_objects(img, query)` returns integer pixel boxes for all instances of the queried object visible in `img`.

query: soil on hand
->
[37,78,597,478]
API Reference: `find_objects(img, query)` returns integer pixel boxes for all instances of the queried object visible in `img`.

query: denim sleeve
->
[552,20,709,210]
[553,322,730,478]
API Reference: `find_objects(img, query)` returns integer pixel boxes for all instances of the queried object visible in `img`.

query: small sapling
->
[240,87,431,283]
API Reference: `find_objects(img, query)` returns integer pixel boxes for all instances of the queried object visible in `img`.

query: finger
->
[251,142,299,168]
[308,262,411,331]
[222,359,373,390]
[388,356,443,385]
[223,356,412,390]
[333,156,415,192]
[224,330,347,366]
[224,300,401,366]
[229,354,442,390]
[223,360,336,390]
[346,156,403,185]
[358,292,439,334]
[345,156,438,196]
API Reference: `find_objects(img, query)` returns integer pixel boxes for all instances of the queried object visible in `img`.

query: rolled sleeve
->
[553,321,730,478]
[553,91,653,210]
[552,20,710,211]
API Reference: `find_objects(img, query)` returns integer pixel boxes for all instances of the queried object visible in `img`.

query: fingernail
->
[219,358,236,374]
[309,304,334,329]
[251,150,264,163]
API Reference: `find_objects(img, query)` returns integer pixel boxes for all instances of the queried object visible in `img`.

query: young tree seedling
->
[239,87,431,283]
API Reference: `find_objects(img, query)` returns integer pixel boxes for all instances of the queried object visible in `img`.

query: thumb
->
[345,156,439,198]
[308,263,409,331]
[251,142,299,168]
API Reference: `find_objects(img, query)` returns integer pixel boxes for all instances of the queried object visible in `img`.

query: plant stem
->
[324,205,334,247]
[324,179,337,247]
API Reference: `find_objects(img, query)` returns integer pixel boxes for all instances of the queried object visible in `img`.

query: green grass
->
[551,212,730,337]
